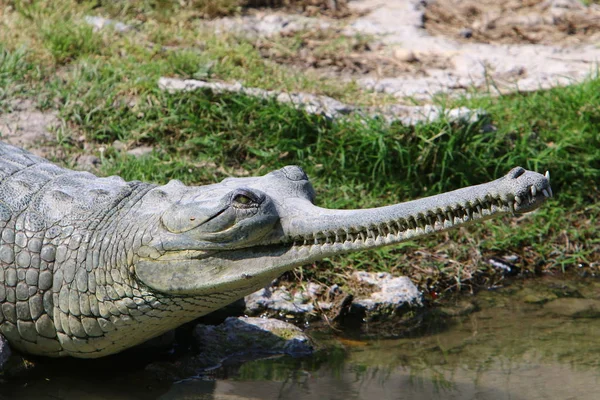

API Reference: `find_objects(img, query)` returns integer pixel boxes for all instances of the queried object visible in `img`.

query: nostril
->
[281,166,308,181]
[508,167,526,179]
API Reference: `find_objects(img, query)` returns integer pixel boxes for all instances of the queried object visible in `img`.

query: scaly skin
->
[0,142,552,358]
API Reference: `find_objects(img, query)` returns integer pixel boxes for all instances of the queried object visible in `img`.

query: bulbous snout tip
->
[511,168,553,213]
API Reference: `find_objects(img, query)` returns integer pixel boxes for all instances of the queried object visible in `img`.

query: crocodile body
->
[0,142,552,358]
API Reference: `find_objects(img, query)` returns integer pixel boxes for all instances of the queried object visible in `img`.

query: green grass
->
[0,0,598,300]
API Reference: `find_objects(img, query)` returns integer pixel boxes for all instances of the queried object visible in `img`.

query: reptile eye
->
[232,189,261,208]
[234,194,252,205]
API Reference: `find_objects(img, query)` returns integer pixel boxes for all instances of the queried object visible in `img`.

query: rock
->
[443,107,486,124]
[146,317,313,380]
[195,317,313,361]
[244,285,316,317]
[370,103,486,126]
[84,16,132,33]
[543,298,600,318]
[393,48,418,62]
[159,77,354,120]
[349,272,422,320]
[245,273,423,324]
[126,146,154,158]
[159,77,485,126]
[487,257,521,276]
[0,334,11,371]
[244,282,338,320]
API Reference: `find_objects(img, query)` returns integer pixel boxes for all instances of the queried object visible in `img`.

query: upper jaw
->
[273,168,553,247]
[510,170,553,213]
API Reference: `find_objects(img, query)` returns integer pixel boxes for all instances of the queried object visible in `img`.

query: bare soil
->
[425,0,600,46]
[247,0,359,18]
[0,100,65,160]
[255,29,450,78]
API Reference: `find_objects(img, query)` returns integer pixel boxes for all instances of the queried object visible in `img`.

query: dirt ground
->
[254,28,450,78]
[209,0,600,99]
[425,0,600,46]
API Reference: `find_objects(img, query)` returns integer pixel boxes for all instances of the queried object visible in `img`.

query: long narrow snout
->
[279,167,552,254]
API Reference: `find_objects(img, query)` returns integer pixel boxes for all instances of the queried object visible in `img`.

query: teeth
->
[427,215,435,226]
[545,171,550,183]
[531,186,537,197]
[542,189,549,198]
[548,187,553,197]
[515,195,522,205]
[509,201,515,215]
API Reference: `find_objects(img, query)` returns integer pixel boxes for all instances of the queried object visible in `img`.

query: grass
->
[0,0,598,302]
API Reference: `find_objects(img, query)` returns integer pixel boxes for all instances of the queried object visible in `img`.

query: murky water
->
[2,278,600,400]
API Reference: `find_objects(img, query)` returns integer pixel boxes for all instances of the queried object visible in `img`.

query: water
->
[2,278,600,400]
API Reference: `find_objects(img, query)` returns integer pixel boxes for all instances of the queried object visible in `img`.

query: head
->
[133,165,552,298]
[133,166,318,296]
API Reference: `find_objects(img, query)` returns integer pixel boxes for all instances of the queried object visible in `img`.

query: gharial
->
[0,141,552,358]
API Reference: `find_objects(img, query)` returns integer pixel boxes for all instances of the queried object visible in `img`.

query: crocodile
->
[0,142,552,358]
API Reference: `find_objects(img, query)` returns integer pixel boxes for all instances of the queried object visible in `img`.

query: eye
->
[231,189,261,208]
[234,194,253,205]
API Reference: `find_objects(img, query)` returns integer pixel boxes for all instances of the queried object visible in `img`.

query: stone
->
[194,317,313,366]
[145,317,313,380]
[244,286,315,317]
[393,48,418,62]
[349,271,422,320]
[126,146,154,158]
[159,77,486,126]
[83,16,132,33]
